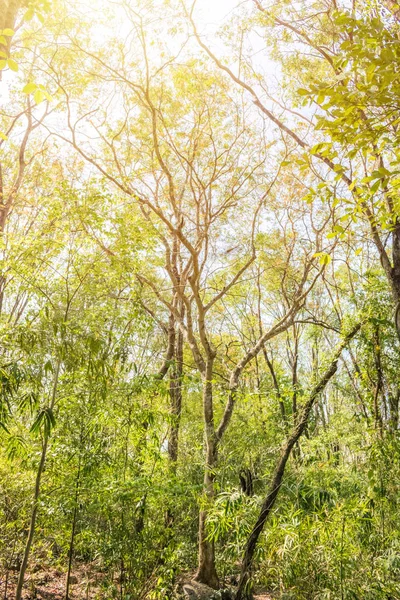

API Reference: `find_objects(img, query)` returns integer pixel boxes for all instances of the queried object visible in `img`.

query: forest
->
[1,0,400,599]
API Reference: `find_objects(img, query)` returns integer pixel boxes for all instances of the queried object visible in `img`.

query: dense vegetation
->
[1,1,400,598]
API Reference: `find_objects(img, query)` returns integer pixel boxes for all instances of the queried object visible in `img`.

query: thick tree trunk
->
[0,0,20,31]
[196,509,219,589]
[194,360,219,589]
[235,324,361,600]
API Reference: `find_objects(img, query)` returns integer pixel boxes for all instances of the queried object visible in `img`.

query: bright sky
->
[192,0,240,25]
[76,0,243,52]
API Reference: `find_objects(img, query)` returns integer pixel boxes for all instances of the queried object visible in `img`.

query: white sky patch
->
[191,0,240,26]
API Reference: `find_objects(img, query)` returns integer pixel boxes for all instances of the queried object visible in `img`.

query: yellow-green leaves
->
[0,58,16,71]
[22,82,37,94]
[0,29,17,71]
[327,224,346,240]
[314,252,332,266]
[30,407,56,438]
[22,82,52,104]
[7,58,18,72]
[23,0,51,24]
[24,6,35,22]
[0,28,15,46]
[34,89,46,104]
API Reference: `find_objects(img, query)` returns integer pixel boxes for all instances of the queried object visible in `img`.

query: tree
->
[42,5,335,584]
[1,2,400,599]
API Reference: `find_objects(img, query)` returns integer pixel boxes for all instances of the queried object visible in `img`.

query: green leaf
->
[314,252,332,266]
[0,60,6,70]
[44,360,53,374]
[0,131,8,141]
[18,392,39,413]
[320,254,332,266]
[0,420,10,434]
[7,435,26,460]
[7,58,18,72]
[30,407,56,438]
[30,410,44,435]
[24,7,35,21]
[370,180,381,194]
[22,82,37,94]
[34,89,45,105]
[2,29,14,37]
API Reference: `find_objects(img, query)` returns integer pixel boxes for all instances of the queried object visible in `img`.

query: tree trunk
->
[194,359,219,589]
[0,0,20,32]
[196,509,219,589]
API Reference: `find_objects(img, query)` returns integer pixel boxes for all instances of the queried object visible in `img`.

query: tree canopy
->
[1,1,400,599]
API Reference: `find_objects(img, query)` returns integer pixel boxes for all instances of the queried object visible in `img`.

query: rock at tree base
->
[182,580,234,600]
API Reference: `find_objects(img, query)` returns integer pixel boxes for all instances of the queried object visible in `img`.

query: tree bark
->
[0,0,20,32]
[194,359,219,589]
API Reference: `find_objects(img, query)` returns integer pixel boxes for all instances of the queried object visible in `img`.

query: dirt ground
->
[0,566,104,600]
[0,569,274,600]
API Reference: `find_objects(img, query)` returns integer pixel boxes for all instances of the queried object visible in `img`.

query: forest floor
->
[0,569,274,599]
[0,566,104,600]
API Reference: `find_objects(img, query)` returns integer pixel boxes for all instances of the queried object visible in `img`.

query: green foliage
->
[2,2,400,599]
